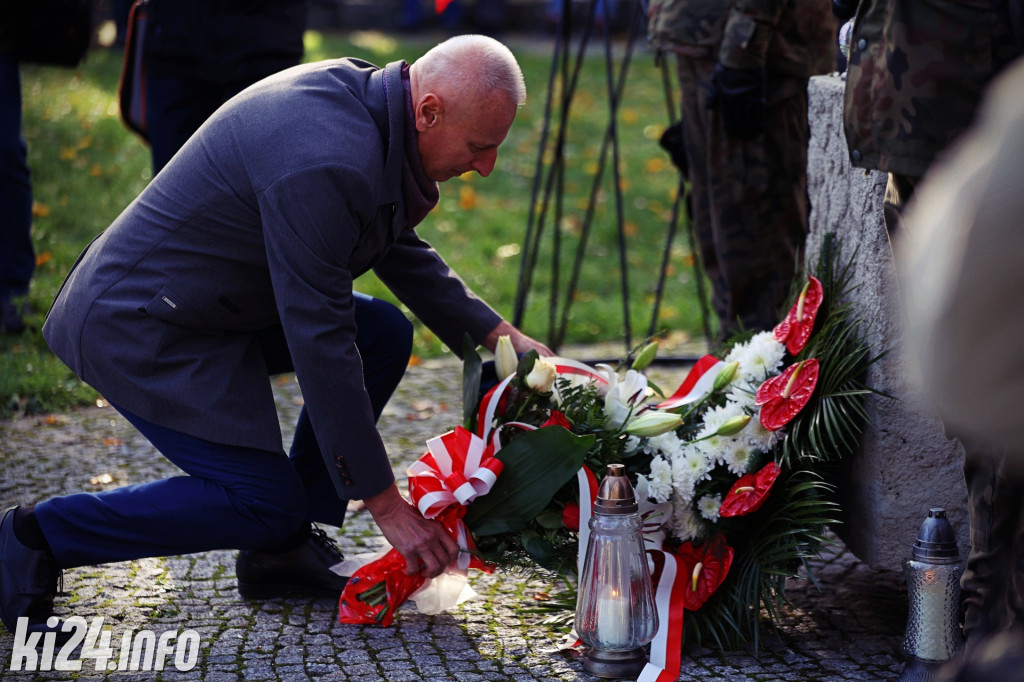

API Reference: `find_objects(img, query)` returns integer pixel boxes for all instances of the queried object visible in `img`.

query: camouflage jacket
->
[843,0,1020,177]
[647,0,836,80]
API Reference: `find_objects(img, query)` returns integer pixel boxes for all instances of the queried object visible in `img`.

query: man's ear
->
[415,93,442,132]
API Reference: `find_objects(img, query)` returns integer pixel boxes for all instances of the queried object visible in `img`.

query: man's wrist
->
[363,483,404,519]
[482,320,516,353]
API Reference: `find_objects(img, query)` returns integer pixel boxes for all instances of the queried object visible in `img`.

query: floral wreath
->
[338,234,877,665]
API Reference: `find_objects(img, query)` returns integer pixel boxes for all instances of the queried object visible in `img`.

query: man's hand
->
[483,320,554,357]
[364,484,459,578]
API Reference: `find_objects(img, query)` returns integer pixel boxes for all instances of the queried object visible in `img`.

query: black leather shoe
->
[236,525,349,599]
[0,507,70,644]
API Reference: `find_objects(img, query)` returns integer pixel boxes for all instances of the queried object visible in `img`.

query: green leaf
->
[516,349,540,378]
[464,427,595,536]
[520,529,557,563]
[536,509,564,529]
[462,334,482,432]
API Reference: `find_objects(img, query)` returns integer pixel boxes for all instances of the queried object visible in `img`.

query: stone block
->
[805,75,969,572]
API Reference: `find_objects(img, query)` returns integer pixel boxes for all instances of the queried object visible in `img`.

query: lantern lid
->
[912,508,959,563]
[594,464,638,515]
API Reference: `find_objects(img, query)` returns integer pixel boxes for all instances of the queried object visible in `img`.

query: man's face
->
[415,91,517,183]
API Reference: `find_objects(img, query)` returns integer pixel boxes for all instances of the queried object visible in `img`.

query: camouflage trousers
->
[675,55,811,340]
[961,449,1024,646]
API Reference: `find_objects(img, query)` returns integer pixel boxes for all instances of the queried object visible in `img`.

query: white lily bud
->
[624,411,683,437]
[632,341,659,371]
[494,335,518,380]
[715,414,751,437]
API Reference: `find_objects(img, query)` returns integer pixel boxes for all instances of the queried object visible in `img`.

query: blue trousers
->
[36,293,412,569]
[0,52,34,299]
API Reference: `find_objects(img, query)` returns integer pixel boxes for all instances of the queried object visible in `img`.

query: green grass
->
[1,28,706,418]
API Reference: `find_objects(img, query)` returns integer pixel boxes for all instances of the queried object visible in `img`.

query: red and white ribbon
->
[657,354,725,410]
[638,549,687,682]
[407,426,503,571]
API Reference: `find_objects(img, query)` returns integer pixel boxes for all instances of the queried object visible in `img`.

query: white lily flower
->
[600,365,651,429]
[494,335,518,381]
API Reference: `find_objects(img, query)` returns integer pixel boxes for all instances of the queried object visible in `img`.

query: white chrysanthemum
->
[671,443,712,504]
[644,431,685,460]
[697,493,722,522]
[670,455,697,504]
[725,382,758,411]
[722,437,755,476]
[670,498,704,543]
[647,456,674,503]
[727,330,785,383]
[742,410,784,451]
[700,401,746,435]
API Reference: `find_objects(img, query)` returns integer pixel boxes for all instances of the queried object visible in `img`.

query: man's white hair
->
[414,34,526,106]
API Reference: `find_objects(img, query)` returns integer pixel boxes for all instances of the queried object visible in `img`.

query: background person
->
[900,56,1024,660]
[0,4,35,335]
[647,0,836,343]
[837,0,1022,653]
[138,0,308,173]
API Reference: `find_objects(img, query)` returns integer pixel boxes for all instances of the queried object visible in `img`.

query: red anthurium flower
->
[541,410,572,430]
[719,461,781,518]
[773,276,823,355]
[673,534,734,611]
[755,358,820,431]
[561,502,580,531]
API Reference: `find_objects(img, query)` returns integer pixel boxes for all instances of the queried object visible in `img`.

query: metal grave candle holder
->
[574,464,658,679]
[896,507,964,682]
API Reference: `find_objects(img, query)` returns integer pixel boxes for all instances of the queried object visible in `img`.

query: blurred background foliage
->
[1,15,707,417]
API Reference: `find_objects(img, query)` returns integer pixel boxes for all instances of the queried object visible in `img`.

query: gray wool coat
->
[43,59,501,501]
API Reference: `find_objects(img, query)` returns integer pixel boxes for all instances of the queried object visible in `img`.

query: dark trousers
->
[35,293,413,569]
[0,52,34,299]
[961,452,1024,645]
[676,56,810,340]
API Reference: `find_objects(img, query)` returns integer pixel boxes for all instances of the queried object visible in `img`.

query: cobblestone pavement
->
[1,350,909,681]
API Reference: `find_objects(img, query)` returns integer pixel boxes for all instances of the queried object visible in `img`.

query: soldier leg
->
[675,55,727,338]
[708,84,811,337]
[962,450,1024,649]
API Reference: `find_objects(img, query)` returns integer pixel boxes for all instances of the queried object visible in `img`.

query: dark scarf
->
[400,63,439,228]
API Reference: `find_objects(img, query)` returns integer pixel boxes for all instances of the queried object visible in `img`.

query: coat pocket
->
[143,285,220,334]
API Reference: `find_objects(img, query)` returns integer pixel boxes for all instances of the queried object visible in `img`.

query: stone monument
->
[804,74,969,572]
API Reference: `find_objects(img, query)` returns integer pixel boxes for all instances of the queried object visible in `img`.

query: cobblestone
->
[1,351,910,680]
